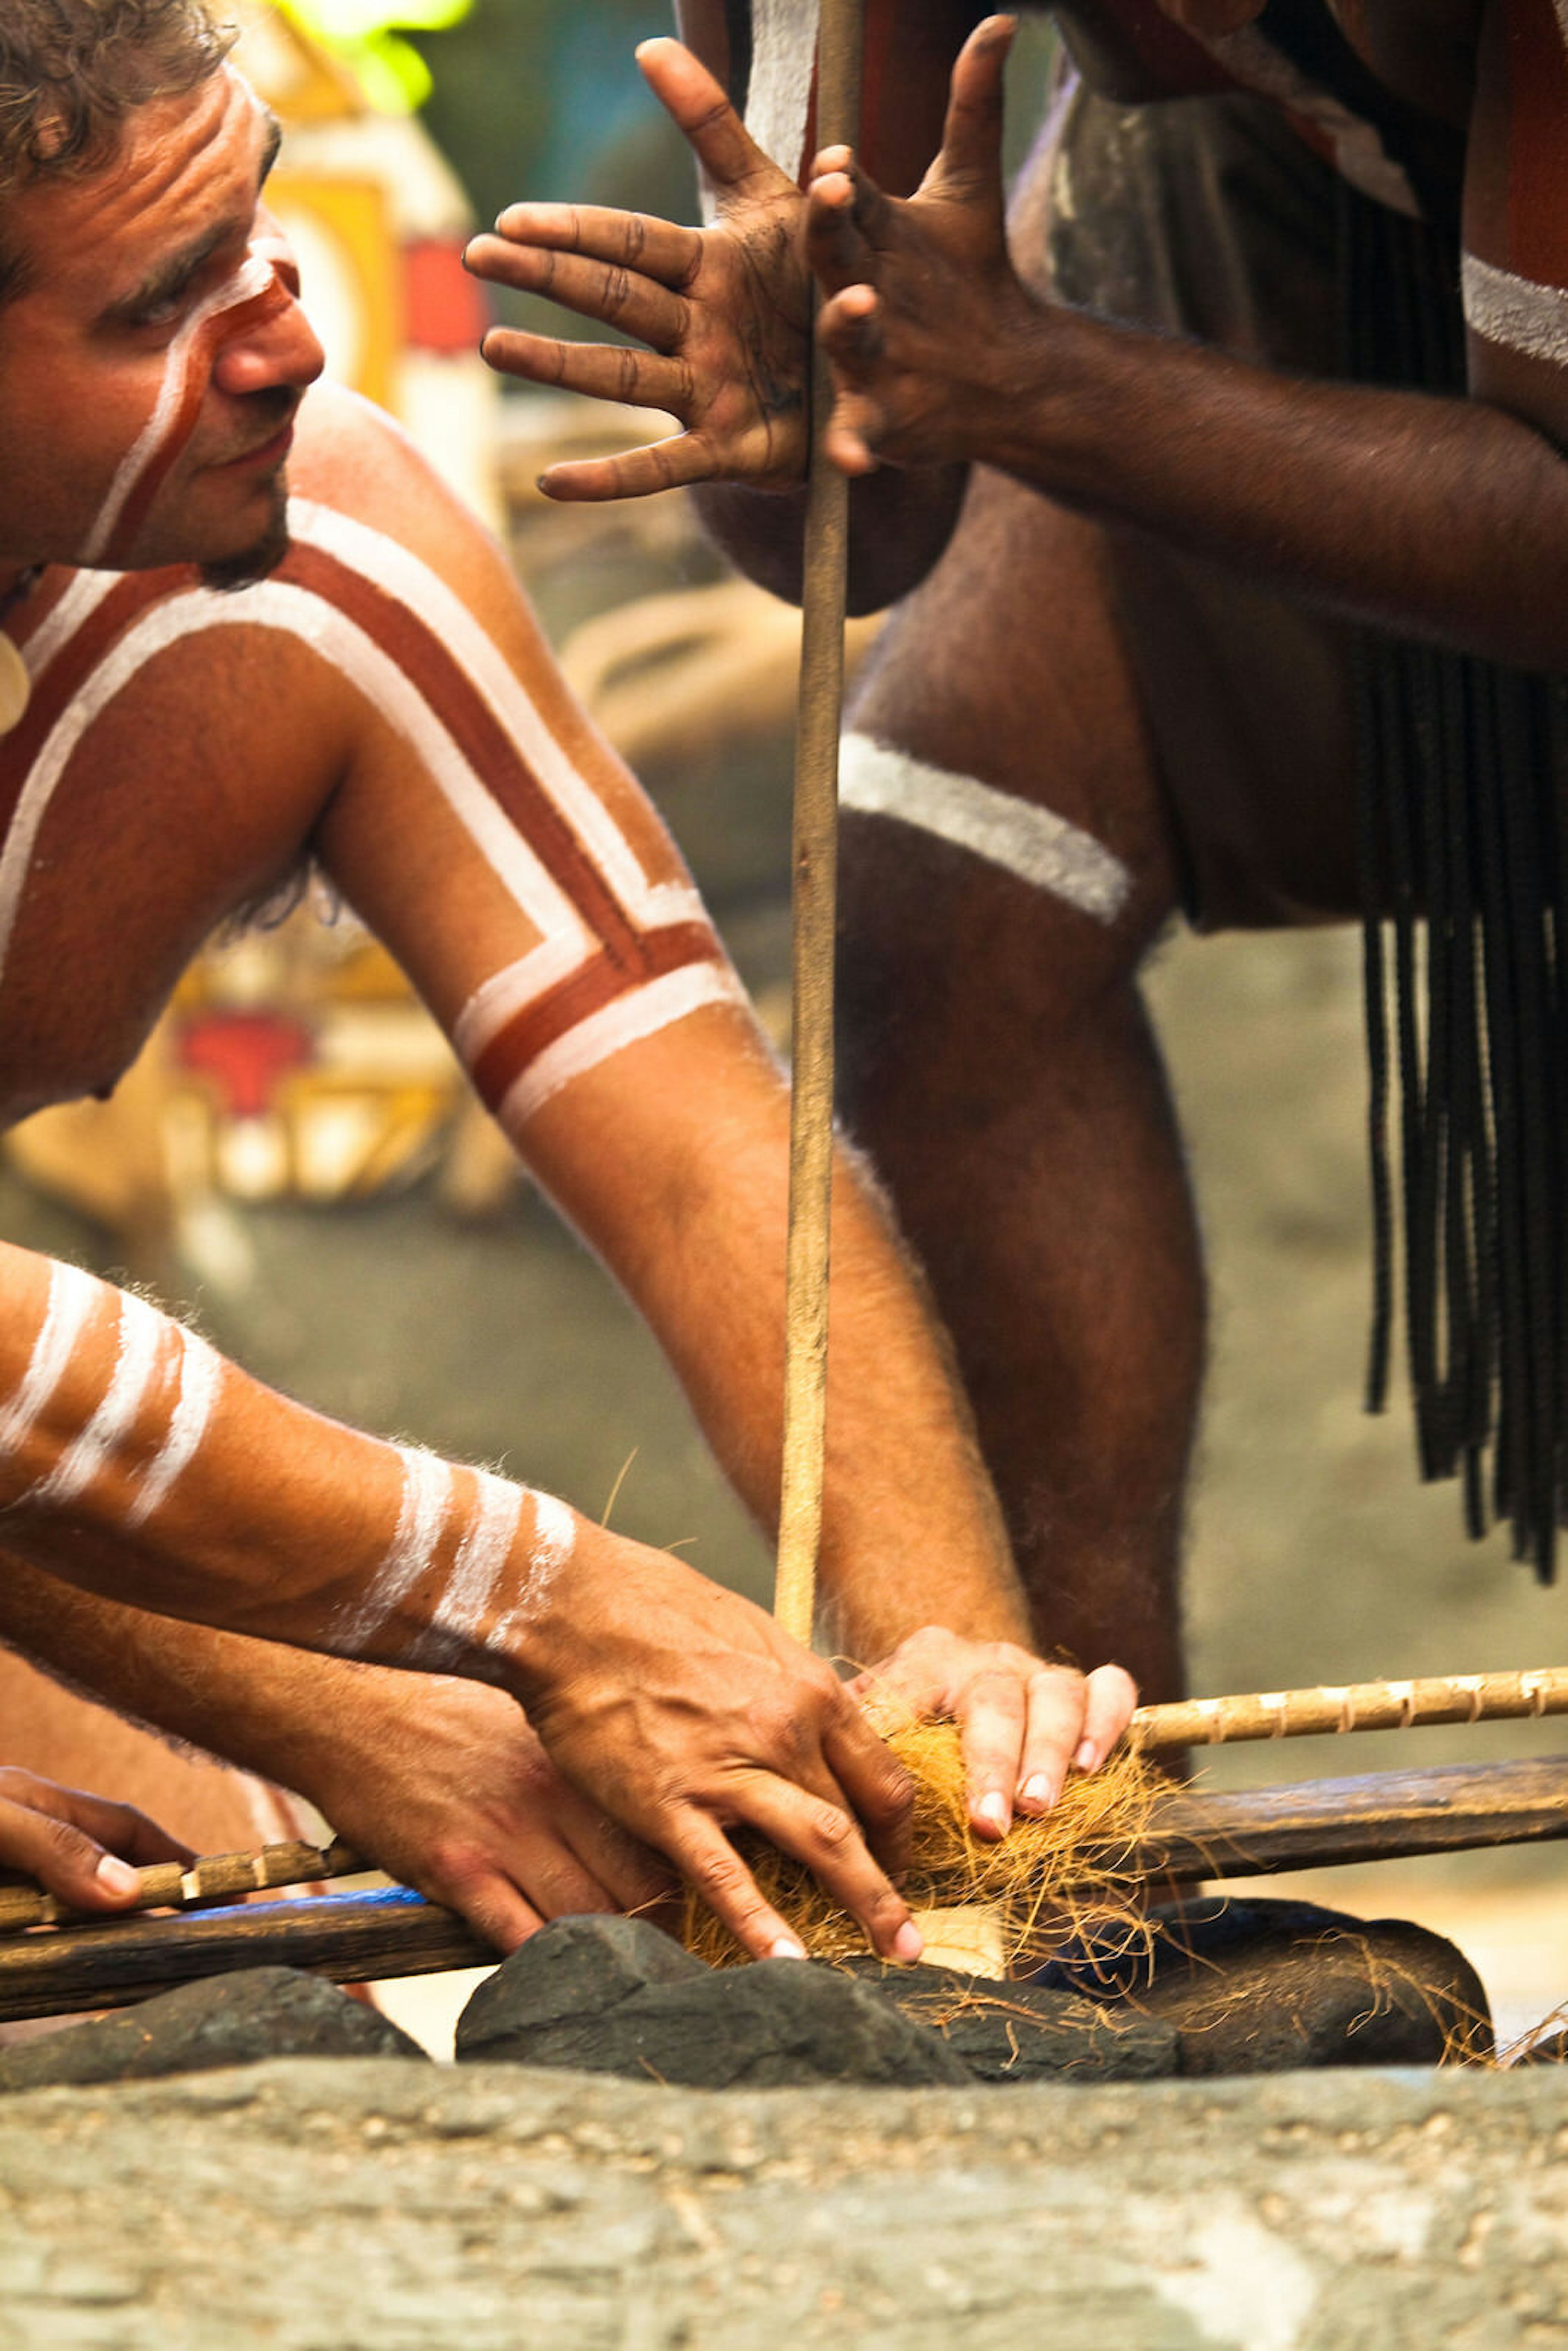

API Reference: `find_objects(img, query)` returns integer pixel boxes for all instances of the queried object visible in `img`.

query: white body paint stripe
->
[0,1261,102,1457]
[450,933,596,1068]
[494,960,747,1132]
[438,1468,525,1638]
[746,0,820,179]
[290,503,706,942]
[839,733,1131,924]
[126,1327,224,1530]
[488,1488,576,1652]
[1461,252,1568,367]
[0,581,584,985]
[32,1291,168,1505]
[336,1445,454,1648]
[81,254,278,568]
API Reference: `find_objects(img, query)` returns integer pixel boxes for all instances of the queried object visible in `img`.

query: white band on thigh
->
[839,733,1131,924]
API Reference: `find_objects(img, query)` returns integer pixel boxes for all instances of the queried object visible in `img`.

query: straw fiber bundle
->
[681,1719,1166,1972]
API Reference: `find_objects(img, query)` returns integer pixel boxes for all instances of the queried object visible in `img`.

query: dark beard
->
[200,475,290,593]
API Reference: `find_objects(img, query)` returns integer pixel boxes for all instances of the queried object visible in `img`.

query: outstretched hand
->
[806,15,1045,477]
[848,1631,1139,1840]
[465,38,814,500]
[0,1767,193,1912]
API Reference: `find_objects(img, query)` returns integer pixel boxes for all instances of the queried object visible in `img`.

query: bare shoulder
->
[285,382,522,630]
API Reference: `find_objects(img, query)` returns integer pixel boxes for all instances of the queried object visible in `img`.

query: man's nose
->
[211,261,326,400]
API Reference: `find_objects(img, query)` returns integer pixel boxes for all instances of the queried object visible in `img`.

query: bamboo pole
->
[0,1835,359,1937]
[773,0,866,1645]
[1133,1665,1568,1750]
[5,1755,1567,2024]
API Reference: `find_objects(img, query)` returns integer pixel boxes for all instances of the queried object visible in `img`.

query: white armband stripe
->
[839,733,1132,924]
[33,1291,168,1505]
[493,960,748,1133]
[0,1262,102,1458]
[125,1327,224,1530]
[1461,252,1568,367]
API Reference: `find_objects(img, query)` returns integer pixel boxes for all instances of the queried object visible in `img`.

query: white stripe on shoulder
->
[288,501,702,935]
[1462,252,1568,367]
[0,1261,102,1456]
[493,959,748,1132]
[839,734,1131,924]
[0,581,584,989]
[33,1291,169,1505]
[125,1325,224,1530]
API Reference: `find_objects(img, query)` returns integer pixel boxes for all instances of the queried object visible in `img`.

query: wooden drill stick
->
[774,0,866,1646]
[0,1834,360,1937]
[4,1754,1566,2024]
[1134,1665,1568,1749]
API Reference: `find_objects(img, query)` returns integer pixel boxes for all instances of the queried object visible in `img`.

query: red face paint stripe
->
[277,541,645,964]
[470,923,723,1114]
[102,277,294,569]
[0,570,195,822]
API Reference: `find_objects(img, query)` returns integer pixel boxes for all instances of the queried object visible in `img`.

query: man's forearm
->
[0,1550,381,1810]
[964,304,1568,671]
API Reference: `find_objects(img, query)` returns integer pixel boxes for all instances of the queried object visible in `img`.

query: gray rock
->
[1071,1896,1496,2074]
[456,1916,971,2087]
[0,1965,426,2092]
[845,1957,1180,2081]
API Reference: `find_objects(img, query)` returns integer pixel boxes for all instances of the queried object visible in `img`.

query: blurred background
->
[6,1,1563,2044]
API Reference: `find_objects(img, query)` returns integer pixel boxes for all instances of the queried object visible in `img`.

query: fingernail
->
[978,1790,1009,1833]
[1074,1739,1098,1773]
[768,1935,807,1961]
[1019,1774,1051,1809]
[94,1856,138,1896]
[892,1920,924,1964]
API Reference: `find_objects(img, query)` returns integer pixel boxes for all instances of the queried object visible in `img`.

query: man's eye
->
[128,289,189,330]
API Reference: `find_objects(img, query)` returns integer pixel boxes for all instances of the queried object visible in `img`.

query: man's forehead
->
[9,67,270,293]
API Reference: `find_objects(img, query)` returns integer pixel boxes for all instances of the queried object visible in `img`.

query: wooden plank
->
[3,1757,1565,2024]
[0,1887,489,2025]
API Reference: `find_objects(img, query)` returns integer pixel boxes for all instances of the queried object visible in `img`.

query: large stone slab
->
[0,2059,1564,2348]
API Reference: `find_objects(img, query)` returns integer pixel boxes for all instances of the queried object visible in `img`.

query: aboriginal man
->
[471,0,1568,1703]
[0,0,1137,1964]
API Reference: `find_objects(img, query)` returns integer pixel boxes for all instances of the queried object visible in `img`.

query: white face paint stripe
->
[494,960,748,1133]
[125,1327,224,1531]
[1461,252,1568,367]
[334,1445,455,1649]
[290,501,702,936]
[31,1291,169,1506]
[80,254,279,568]
[839,733,1132,924]
[745,0,821,180]
[0,1261,102,1457]
[0,583,586,987]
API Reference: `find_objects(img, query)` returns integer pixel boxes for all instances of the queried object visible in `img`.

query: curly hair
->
[0,0,233,297]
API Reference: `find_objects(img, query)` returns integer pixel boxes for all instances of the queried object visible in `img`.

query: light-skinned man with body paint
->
[471,0,1568,1706]
[0,0,1138,1970]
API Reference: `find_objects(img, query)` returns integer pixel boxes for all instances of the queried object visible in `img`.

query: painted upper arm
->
[301,490,745,1142]
[1462,0,1568,450]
